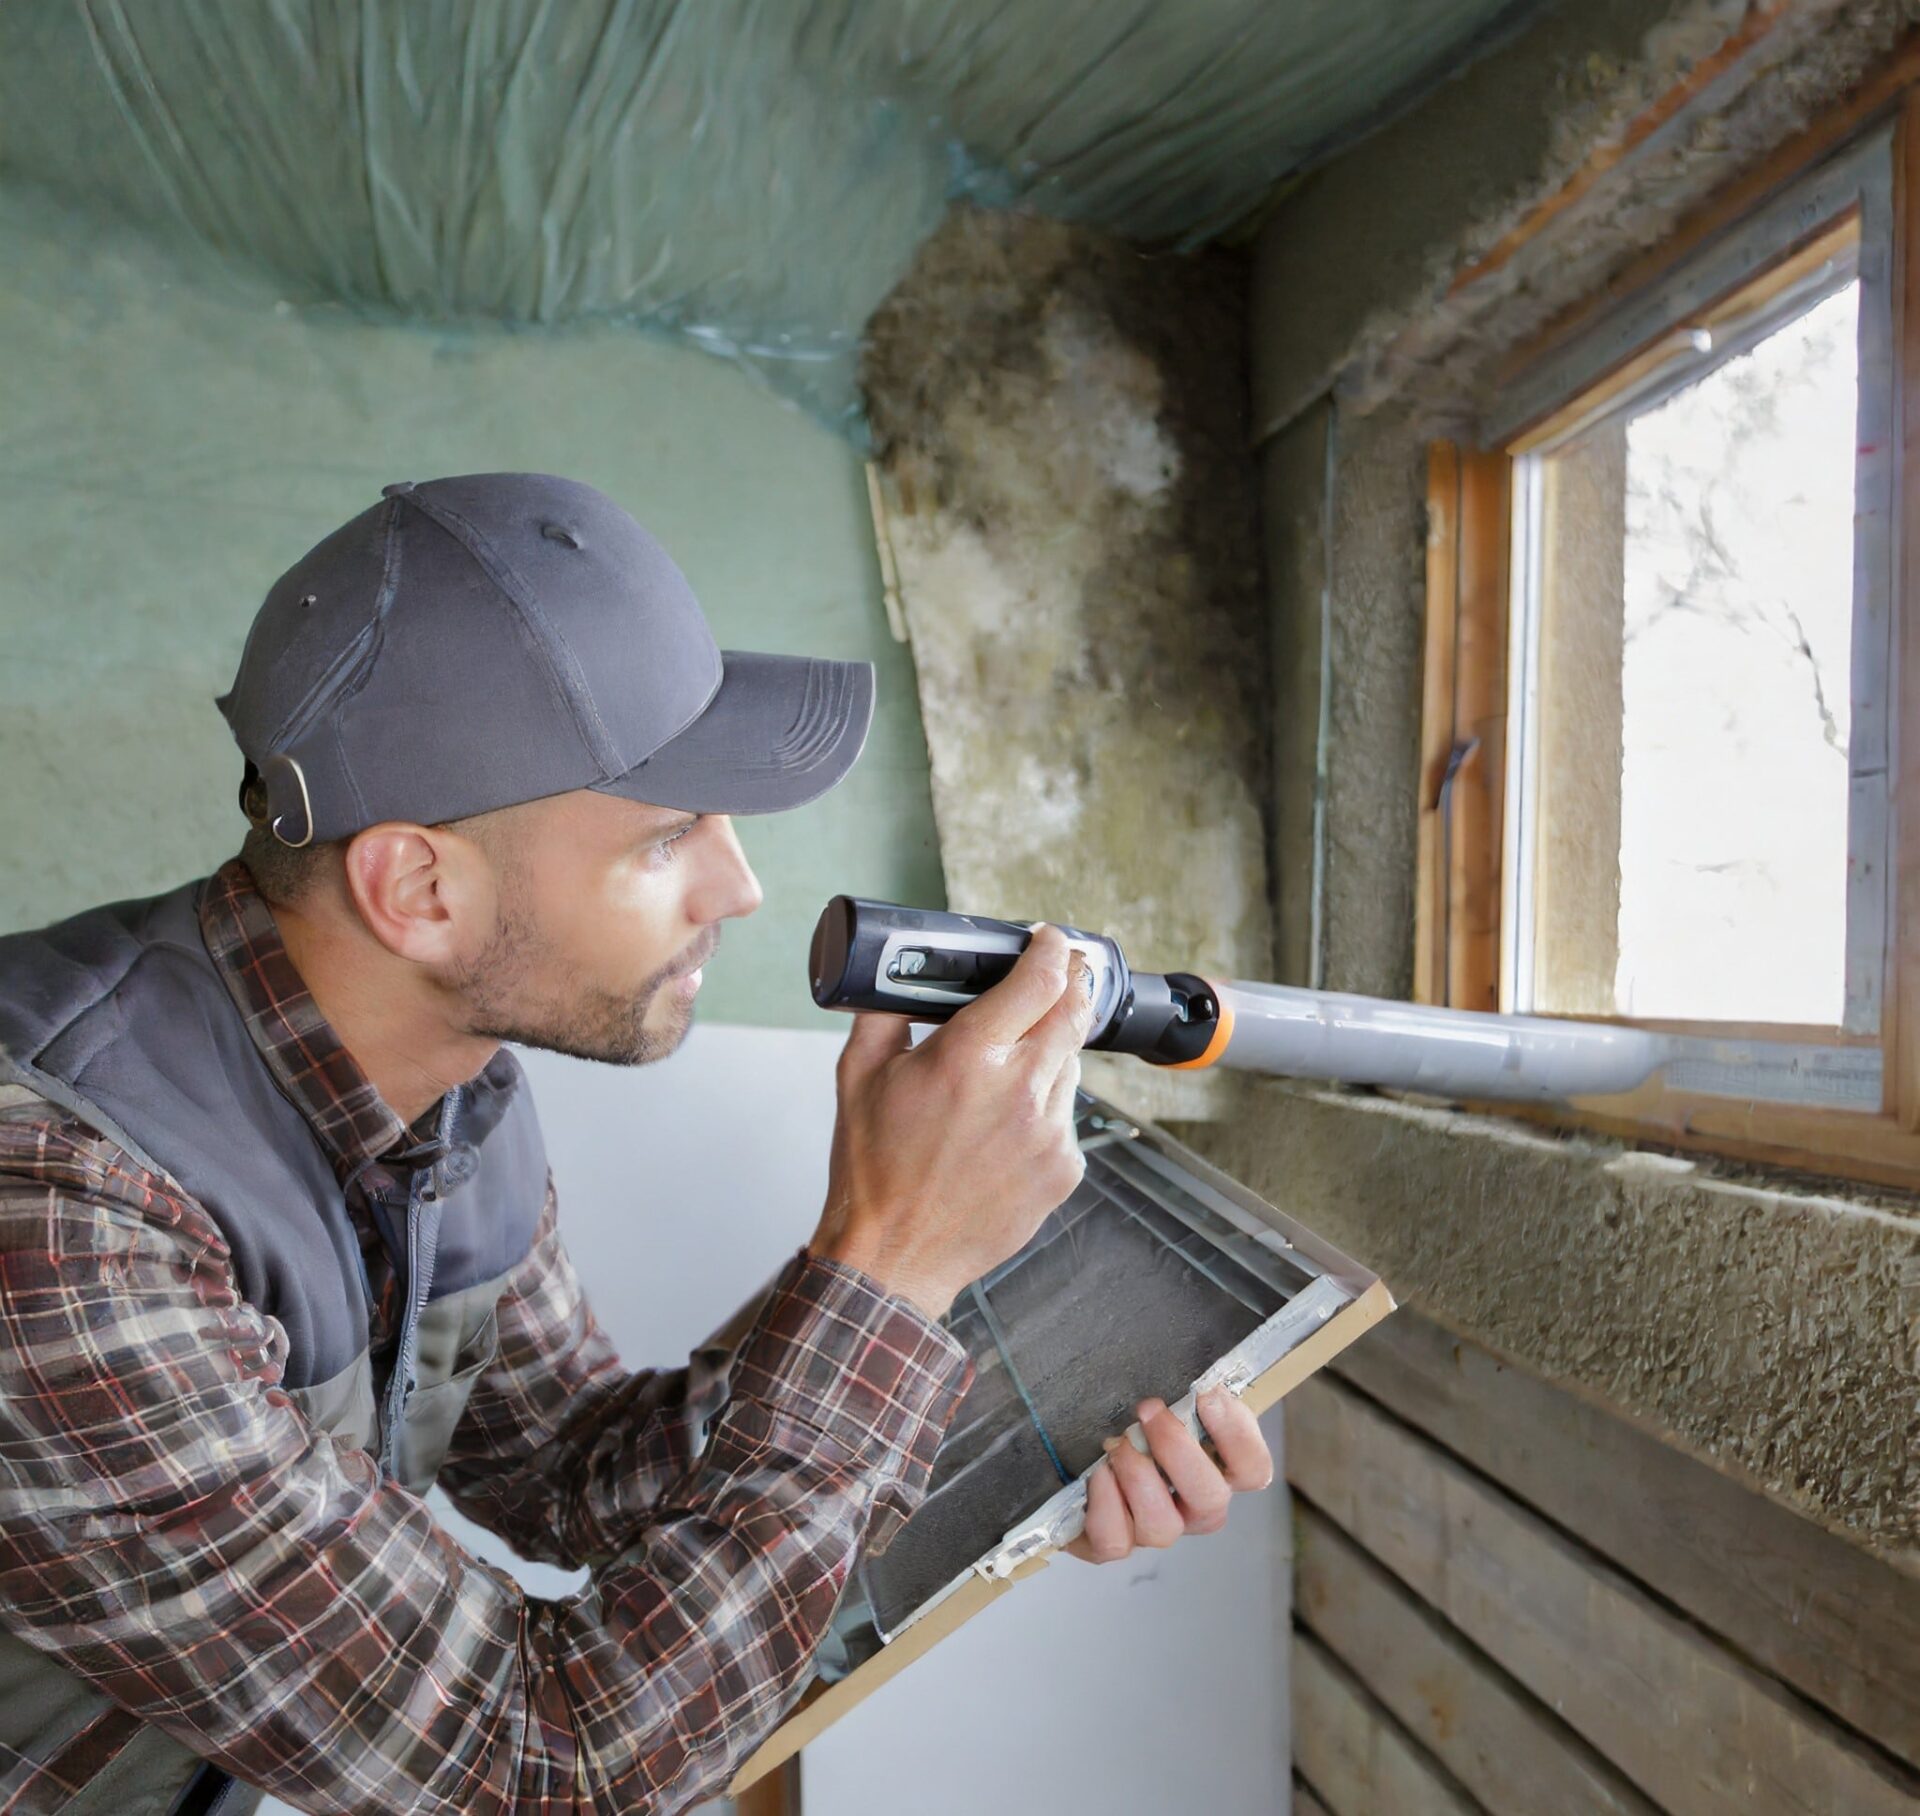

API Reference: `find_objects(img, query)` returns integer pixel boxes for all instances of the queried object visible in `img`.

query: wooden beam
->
[1417,444,1509,1011]
[733,1754,802,1816]
[1297,1505,1657,1815]
[1288,1375,1920,1812]
[1328,1304,1920,1770]
[1292,1629,1478,1816]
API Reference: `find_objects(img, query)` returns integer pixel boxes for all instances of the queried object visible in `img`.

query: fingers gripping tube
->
[807,897,1232,1069]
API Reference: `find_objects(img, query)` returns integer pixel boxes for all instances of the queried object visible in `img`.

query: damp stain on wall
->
[862,207,1272,1119]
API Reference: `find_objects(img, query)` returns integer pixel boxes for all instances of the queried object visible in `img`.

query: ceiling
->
[0,0,1534,423]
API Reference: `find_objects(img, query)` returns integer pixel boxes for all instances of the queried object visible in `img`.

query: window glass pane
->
[1528,279,1858,1024]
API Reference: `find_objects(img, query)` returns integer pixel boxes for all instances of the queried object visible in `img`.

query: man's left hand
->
[1064,1388,1274,1564]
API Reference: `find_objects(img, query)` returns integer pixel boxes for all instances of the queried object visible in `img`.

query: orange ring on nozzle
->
[1162,981,1234,1070]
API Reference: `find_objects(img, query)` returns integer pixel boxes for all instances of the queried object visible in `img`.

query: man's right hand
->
[809,924,1097,1321]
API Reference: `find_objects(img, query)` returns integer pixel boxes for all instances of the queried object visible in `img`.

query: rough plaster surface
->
[1259,405,1330,989]
[862,208,1272,1119]
[1239,0,1920,1539]
[1257,403,1432,998]
[1175,1081,1920,1557]
[1254,0,1920,436]
[1319,410,1431,999]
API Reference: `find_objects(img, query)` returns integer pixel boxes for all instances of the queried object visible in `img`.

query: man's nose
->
[700,816,764,921]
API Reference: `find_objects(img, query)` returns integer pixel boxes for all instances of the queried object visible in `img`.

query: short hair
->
[233,764,344,906]
[232,764,515,908]
[236,820,345,907]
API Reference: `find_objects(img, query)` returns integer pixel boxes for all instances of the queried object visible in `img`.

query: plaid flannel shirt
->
[0,861,971,1813]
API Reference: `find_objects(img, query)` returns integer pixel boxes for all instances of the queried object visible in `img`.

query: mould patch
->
[862,207,1272,1120]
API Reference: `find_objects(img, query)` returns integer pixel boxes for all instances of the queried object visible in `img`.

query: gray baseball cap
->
[218,473,876,846]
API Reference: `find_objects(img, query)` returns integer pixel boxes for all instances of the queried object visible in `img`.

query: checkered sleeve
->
[0,1110,971,1814]
[439,1184,754,1568]
[440,1184,959,1570]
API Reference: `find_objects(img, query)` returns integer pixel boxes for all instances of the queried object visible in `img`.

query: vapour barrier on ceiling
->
[0,0,1527,427]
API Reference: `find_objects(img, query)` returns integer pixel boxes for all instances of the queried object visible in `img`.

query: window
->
[1419,107,1920,1187]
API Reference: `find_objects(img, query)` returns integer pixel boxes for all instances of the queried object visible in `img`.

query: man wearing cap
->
[0,475,1274,1814]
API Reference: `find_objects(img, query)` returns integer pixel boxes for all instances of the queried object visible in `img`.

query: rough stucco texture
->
[1255,0,1920,434]
[1319,408,1430,998]
[1176,1080,1920,1558]
[1258,401,1432,999]
[862,207,1272,1120]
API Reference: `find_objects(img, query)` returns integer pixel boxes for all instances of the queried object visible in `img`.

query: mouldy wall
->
[0,184,942,1031]
[861,207,1272,1120]
[1189,0,1920,1557]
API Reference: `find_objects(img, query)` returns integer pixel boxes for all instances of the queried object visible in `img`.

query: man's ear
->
[342,822,487,965]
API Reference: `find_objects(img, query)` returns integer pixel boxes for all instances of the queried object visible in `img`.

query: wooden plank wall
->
[1288,1307,1920,1815]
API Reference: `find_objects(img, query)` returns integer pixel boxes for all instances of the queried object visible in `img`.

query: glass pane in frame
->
[1501,127,1894,1036]
[1526,275,1859,1022]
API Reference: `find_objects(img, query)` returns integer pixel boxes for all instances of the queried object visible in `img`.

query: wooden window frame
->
[1418,75,1920,1192]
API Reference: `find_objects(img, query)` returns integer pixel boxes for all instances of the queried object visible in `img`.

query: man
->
[0,474,1273,1814]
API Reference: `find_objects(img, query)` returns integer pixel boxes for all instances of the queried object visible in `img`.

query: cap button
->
[381,480,416,498]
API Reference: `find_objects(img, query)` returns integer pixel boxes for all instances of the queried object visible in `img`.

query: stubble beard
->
[453,885,691,1068]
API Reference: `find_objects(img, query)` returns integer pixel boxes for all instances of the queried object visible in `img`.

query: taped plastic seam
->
[3,0,1528,429]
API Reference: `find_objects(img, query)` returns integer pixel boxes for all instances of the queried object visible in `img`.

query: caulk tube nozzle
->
[1209,980,1667,1102]
[1089,971,1234,1067]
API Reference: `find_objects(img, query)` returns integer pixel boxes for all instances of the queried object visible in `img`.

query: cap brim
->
[592,649,876,815]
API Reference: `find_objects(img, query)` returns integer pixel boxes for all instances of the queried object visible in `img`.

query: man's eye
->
[654,821,698,857]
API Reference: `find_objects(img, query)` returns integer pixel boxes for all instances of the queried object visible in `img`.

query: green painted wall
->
[0,185,944,1029]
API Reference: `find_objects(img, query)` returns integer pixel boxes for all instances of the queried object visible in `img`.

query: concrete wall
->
[0,182,943,1031]
[1197,0,1920,1562]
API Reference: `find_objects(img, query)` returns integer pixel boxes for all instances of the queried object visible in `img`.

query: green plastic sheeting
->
[0,0,1531,427]
[0,184,943,1029]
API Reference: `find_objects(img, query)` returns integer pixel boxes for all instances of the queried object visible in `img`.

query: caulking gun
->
[807,896,1875,1107]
